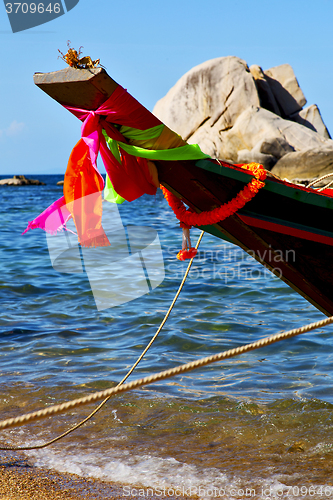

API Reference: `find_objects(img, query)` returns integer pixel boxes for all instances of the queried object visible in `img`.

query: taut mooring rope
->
[0,231,205,450]
[0,315,332,432]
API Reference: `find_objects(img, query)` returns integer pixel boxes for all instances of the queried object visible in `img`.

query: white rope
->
[0,315,332,432]
[0,231,204,450]
[306,173,333,188]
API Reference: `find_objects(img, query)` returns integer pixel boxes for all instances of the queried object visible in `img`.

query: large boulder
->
[249,65,280,115]
[290,104,331,139]
[221,106,330,162]
[271,147,333,181]
[153,56,259,141]
[153,56,333,181]
[188,105,332,170]
[263,64,307,116]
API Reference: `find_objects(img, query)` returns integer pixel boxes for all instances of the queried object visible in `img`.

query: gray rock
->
[290,104,331,139]
[264,64,307,116]
[256,136,295,159]
[186,126,219,159]
[237,149,277,170]
[271,146,333,180]
[236,135,296,169]
[0,175,45,186]
[153,56,259,141]
[154,56,333,180]
[219,106,330,162]
[249,65,281,115]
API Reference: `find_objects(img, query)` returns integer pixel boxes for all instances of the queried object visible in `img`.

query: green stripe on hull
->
[196,159,333,211]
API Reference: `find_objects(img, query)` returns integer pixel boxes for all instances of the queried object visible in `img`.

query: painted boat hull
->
[34,67,333,316]
[157,157,333,316]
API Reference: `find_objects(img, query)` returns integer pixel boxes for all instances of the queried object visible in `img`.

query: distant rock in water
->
[0,175,45,186]
[57,180,64,186]
[153,56,333,182]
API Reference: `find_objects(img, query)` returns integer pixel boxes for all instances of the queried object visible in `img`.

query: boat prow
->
[33,67,333,317]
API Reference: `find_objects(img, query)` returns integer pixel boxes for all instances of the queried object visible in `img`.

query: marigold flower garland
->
[161,162,266,260]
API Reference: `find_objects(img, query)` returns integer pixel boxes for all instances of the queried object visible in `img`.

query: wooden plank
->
[33,67,118,110]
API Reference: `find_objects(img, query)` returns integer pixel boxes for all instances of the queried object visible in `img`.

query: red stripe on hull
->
[237,214,333,247]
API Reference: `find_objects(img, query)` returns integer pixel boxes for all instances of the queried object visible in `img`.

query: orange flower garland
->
[161,162,266,259]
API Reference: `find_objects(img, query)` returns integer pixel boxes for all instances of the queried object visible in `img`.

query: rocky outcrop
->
[271,147,333,180]
[290,105,331,139]
[153,56,333,181]
[220,106,328,162]
[0,175,45,186]
[263,63,307,116]
[153,57,260,141]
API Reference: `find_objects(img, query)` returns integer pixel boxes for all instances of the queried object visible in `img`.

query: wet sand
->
[0,451,187,500]
[0,451,126,500]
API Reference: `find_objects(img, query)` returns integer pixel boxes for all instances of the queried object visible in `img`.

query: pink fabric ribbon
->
[63,85,160,201]
[23,85,160,236]
[22,196,71,235]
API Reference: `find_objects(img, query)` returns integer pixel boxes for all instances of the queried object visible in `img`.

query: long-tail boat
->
[30,66,333,317]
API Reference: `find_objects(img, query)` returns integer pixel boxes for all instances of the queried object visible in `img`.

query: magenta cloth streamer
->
[63,85,159,202]
[22,196,71,235]
[23,85,159,236]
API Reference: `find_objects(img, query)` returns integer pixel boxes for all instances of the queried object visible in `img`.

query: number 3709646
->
[5,3,61,14]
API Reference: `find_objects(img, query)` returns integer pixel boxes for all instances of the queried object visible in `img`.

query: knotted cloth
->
[24,85,209,247]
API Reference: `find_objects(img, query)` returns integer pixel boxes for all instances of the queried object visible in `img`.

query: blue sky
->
[0,0,332,175]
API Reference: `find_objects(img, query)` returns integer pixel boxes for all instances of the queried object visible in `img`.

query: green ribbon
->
[120,124,165,141]
[116,141,209,161]
[104,175,126,204]
[102,126,210,204]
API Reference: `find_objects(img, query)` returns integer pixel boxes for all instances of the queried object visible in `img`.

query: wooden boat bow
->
[33,67,333,317]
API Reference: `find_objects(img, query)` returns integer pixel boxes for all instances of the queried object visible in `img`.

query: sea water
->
[1,175,333,499]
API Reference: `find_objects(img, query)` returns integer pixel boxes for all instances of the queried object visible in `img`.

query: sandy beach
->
[0,451,125,500]
[0,450,190,500]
